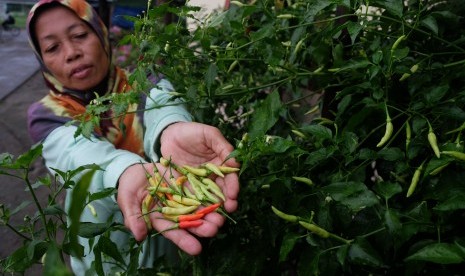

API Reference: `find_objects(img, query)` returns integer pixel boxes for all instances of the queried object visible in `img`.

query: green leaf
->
[322,181,380,212]
[300,124,333,141]
[347,21,363,45]
[68,170,95,258]
[27,240,48,261]
[250,24,274,41]
[78,222,116,238]
[377,147,404,161]
[405,243,464,264]
[206,10,228,28]
[336,244,350,266]
[384,209,402,233]
[339,132,359,154]
[96,236,127,265]
[374,0,403,18]
[88,187,117,202]
[330,58,372,72]
[43,243,73,276]
[373,181,402,200]
[1,245,35,272]
[421,15,438,36]
[433,193,465,211]
[205,63,218,90]
[424,84,448,105]
[248,90,282,139]
[349,237,384,267]
[279,232,300,262]
[43,204,66,216]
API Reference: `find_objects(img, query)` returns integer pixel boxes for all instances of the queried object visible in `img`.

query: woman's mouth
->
[71,65,92,79]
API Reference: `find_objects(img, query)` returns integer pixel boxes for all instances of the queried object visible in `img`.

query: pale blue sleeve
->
[143,78,193,161]
[41,125,145,196]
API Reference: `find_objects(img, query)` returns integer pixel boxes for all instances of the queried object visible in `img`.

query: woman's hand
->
[160,122,240,213]
[117,122,239,255]
[117,162,226,255]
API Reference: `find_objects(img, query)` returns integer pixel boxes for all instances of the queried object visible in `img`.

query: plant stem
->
[4,222,31,241]
[24,172,51,241]
[359,227,386,238]
[328,233,353,244]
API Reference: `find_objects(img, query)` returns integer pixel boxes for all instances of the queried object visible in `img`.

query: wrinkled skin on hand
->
[117,122,240,255]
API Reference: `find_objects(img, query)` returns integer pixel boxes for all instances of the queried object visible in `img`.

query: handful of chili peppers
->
[140,156,239,233]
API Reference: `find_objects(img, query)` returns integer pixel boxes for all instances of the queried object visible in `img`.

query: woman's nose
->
[64,42,82,62]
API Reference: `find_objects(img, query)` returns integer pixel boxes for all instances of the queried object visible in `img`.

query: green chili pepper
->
[441,150,465,161]
[405,120,411,150]
[87,203,97,217]
[141,194,154,230]
[406,161,425,198]
[391,34,406,53]
[218,166,240,174]
[199,183,221,203]
[429,163,450,176]
[292,176,314,186]
[298,221,330,238]
[377,106,393,148]
[428,126,441,158]
[186,173,207,200]
[161,205,198,216]
[203,163,225,177]
[171,194,201,206]
[271,206,299,222]
[183,165,209,177]
[201,178,226,201]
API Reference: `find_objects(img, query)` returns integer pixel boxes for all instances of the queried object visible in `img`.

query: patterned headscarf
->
[26,0,145,156]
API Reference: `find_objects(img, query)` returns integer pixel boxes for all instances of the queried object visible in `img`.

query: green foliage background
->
[128,0,465,274]
[3,0,465,275]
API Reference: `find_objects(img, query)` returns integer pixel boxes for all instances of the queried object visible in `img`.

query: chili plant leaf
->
[424,84,448,105]
[373,181,402,201]
[405,243,464,264]
[421,15,438,36]
[68,170,95,258]
[43,242,72,276]
[88,188,117,202]
[349,237,384,267]
[279,232,300,262]
[373,0,404,18]
[205,63,218,91]
[78,222,116,239]
[300,124,333,141]
[96,235,126,265]
[1,245,35,272]
[433,193,465,211]
[384,209,402,233]
[248,90,282,139]
[322,181,379,212]
[377,147,404,161]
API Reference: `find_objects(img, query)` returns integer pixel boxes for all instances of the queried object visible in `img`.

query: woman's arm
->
[41,125,145,195]
[143,79,193,160]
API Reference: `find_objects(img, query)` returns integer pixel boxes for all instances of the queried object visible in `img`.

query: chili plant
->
[124,0,465,274]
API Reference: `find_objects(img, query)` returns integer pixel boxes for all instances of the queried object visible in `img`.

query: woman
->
[26,0,239,274]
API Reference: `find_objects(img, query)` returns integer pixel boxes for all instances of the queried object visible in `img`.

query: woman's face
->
[34,6,110,91]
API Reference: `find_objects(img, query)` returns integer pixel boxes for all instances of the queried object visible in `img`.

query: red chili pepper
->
[178,220,203,229]
[163,213,205,222]
[195,203,221,215]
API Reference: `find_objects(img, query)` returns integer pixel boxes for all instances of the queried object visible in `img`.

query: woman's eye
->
[44,44,58,53]
[74,32,88,39]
